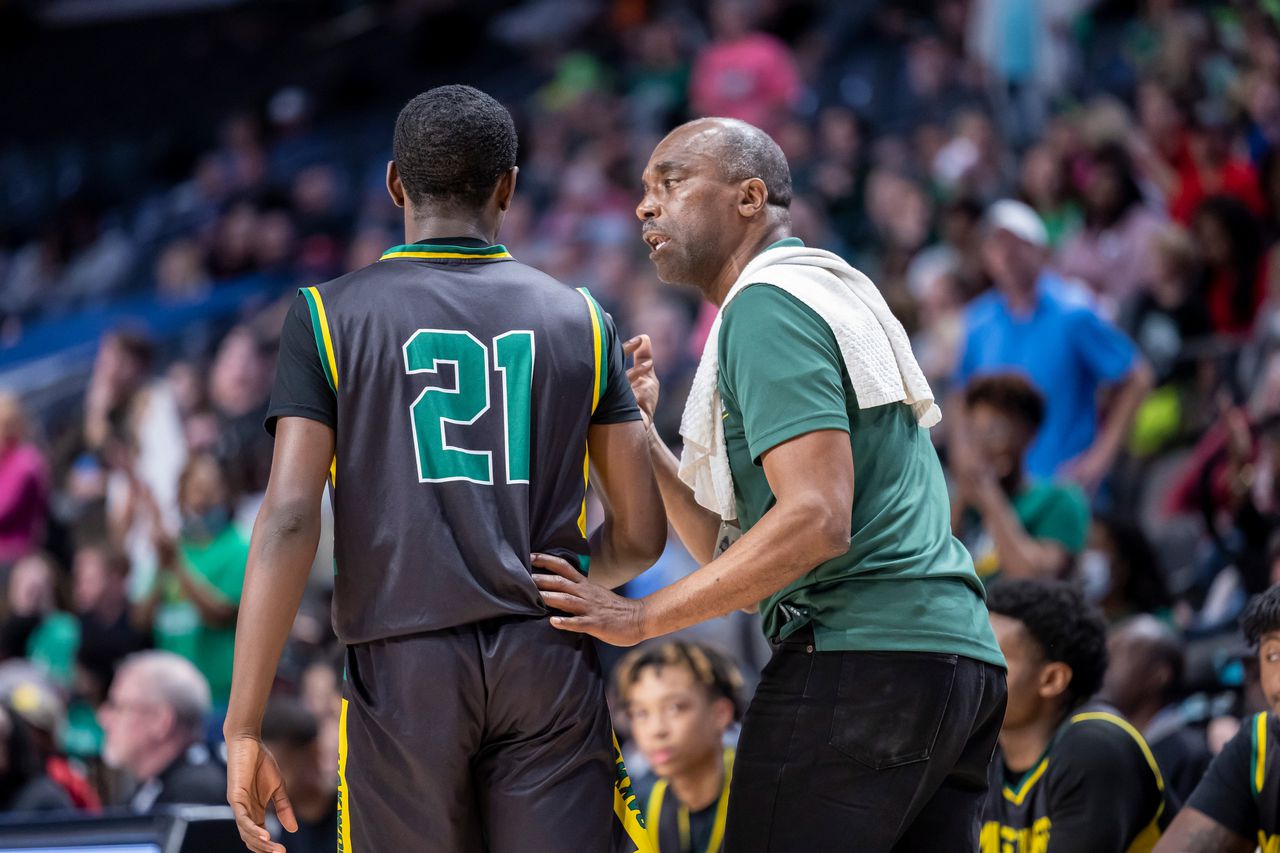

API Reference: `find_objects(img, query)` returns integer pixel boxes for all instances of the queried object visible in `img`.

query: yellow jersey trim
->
[1003,757,1049,805]
[337,698,353,852]
[379,249,513,261]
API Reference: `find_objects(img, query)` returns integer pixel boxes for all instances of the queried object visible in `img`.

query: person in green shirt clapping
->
[135,453,247,711]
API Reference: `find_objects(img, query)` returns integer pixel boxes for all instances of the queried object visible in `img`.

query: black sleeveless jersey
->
[265,239,639,644]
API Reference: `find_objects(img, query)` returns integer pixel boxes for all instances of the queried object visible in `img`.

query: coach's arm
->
[535,427,853,646]
[584,419,667,590]
[622,334,722,563]
[224,416,333,853]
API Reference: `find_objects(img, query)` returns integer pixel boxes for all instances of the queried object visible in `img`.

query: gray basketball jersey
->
[266,239,639,643]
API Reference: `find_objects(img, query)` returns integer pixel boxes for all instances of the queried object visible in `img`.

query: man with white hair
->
[952,199,1153,490]
[98,650,225,813]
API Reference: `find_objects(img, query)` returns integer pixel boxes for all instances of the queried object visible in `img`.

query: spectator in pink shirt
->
[689,0,801,137]
[0,395,48,566]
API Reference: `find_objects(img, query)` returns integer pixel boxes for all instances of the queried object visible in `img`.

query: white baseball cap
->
[984,199,1049,248]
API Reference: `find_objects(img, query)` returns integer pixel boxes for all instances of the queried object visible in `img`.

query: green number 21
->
[402,329,534,485]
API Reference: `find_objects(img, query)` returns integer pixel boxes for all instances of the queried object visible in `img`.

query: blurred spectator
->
[207,200,259,280]
[965,0,1084,141]
[1121,225,1209,387]
[0,702,72,813]
[1056,143,1167,307]
[135,454,246,709]
[0,394,49,566]
[1083,515,1173,622]
[625,19,691,135]
[933,110,1014,203]
[207,326,274,498]
[98,651,223,812]
[1169,106,1266,225]
[953,200,1154,488]
[951,374,1090,584]
[689,0,801,136]
[1018,143,1081,249]
[261,699,337,853]
[0,668,100,811]
[298,652,342,788]
[61,331,186,601]
[1192,196,1269,337]
[617,641,742,853]
[2,552,78,690]
[153,239,211,302]
[905,248,966,388]
[1100,615,1212,804]
[71,543,146,706]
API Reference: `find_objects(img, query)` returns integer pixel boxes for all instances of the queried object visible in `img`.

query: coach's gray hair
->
[703,118,793,210]
[119,651,212,740]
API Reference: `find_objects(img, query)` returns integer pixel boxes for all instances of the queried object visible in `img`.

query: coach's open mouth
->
[644,231,670,256]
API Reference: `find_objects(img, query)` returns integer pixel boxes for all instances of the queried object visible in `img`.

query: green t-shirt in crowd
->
[153,524,248,705]
[26,612,80,689]
[967,481,1091,583]
[717,253,1004,667]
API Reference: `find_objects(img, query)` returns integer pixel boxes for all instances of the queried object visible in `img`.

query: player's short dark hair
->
[964,373,1046,433]
[260,698,318,748]
[616,641,745,720]
[393,85,517,211]
[699,119,793,209]
[1242,585,1280,646]
[987,579,1109,706]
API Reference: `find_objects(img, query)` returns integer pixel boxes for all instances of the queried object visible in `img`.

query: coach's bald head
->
[637,118,794,303]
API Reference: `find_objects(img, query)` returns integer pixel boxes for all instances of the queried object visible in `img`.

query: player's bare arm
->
[1154,808,1254,853]
[534,427,853,646]
[223,416,334,853]
[623,334,721,563]
[582,418,666,589]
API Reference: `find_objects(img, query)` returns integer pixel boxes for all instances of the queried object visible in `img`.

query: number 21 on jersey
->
[402,329,534,485]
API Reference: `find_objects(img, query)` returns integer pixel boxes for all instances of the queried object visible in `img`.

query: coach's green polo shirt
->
[718,238,1004,666]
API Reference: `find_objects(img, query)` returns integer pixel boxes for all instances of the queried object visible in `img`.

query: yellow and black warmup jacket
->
[981,705,1172,853]
[265,239,639,644]
[644,749,734,853]
[1187,712,1280,852]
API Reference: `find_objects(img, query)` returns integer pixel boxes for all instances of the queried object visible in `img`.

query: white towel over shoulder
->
[678,244,941,521]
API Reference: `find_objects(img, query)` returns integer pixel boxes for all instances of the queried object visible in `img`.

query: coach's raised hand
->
[532,552,648,647]
[623,334,659,430]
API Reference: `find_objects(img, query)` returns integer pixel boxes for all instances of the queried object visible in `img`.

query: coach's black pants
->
[723,631,1007,853]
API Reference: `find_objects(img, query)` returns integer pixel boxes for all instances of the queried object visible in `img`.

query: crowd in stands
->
[4,0,1280,848]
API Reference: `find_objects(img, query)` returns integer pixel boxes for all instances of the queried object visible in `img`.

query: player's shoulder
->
[1057,707,1156,766]
[299,261,382,302]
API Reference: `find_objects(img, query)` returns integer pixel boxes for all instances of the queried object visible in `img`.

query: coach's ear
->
[494,166,518,212]
[386,160,406,209]
[737,176,767,219]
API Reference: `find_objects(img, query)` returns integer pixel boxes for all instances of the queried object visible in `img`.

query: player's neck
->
[668,747,725,812]
[1125,699,1163,733]
[999,711,1062,774]
[405,213,498,247]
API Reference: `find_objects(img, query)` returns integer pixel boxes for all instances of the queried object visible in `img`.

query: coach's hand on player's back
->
[623,335,659,430]
[226,734,298,853]
[532,553,647,647]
